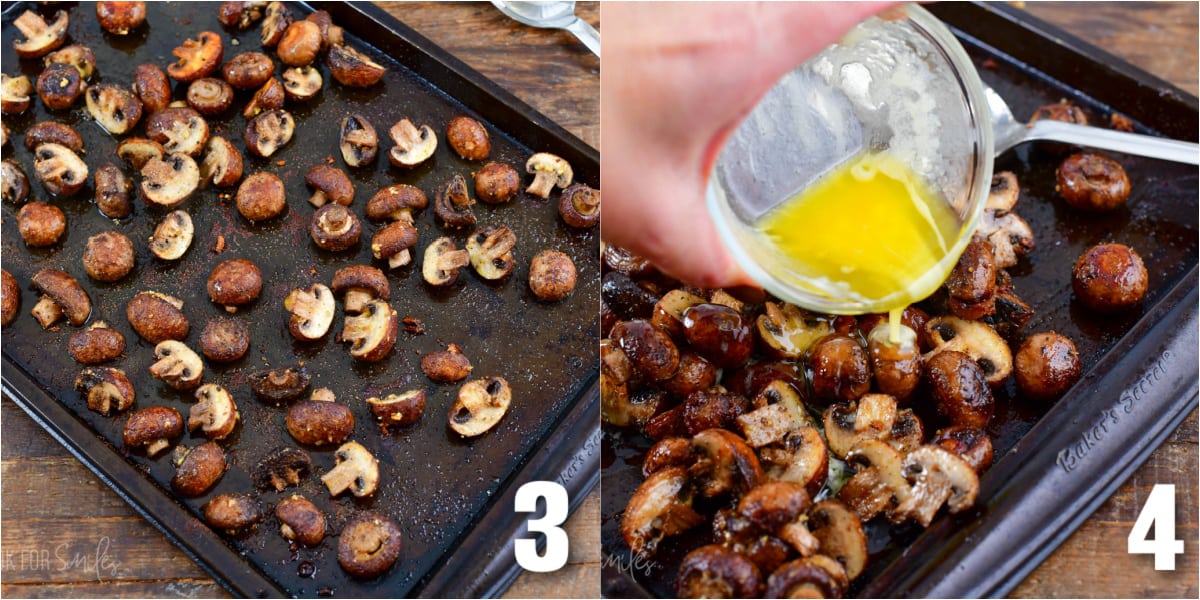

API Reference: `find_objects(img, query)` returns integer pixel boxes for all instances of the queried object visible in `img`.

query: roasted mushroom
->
[30,269,90,328]
[218,1,266,29]
[34,143,89,197]
[207,258,262,312]
[838,439,911,522]
[148,210,194,261]
[474,162,520,204]
[923,350,994,429]
[287,391,355,446]
[12,10,68,58]
[82,231,136,282]
[339,114,378,167]
[253,446,311,491]
[946,235,997,320]
[422,237,470,286]
[529,250,577,301]
[676,544,763,599]
[434,173,477,228]
[200,136,243,188]
[421,344,473,383]
[74,366,135,415]
[466,225,516,280]
[222,51,274,90]
[126,291,189,343]
[306,10,344,49]
[448,376,512,437]
[44,45,97,80]
[96,2,146,35]
[186,78,234,116]
[764,555,849,599]
[24,121,83,153]
[94,163,133,219]
[301,165,352,208]
[141,152,201,208]
[367,184,427,224]
[2,160,30,205]
[683,303,754,370]
[133,64,172,114]
[117,137,165,171]
[0,269,18,327]
[755,302,832,360]
[341,299,398,362]
[284,283,335,341]
[37,63,84,111]
[123,406,183,456]
[611,319,681,382]
[1030,100,1089,125]
[1014,331,1082,401]
[149,340,203,390]
[525,152,572,199]
[260,1,293,47]
[17,202,66,247]
[1,74,33,114]
[190,384,239,440]
[445,115,489,161]
[242,76,285,119]
[168,31,224,82]
[327,44,385,87]
[924,316,1012,386]
[689,428,763,498]
[278,20,322,67]
[366,390,425,428]
[372,221,419,269]
[86,84,144,134]
[236,171,286,222]
[1072,243,1148,313]
[276,495,326,546]
[282,66,322,101]
[338,512,402,579]
[329,265,389,315]
[558,183,600,228]
[320,440,379,497]
[387,118,437,168]
[621,466,704,558]
[199,316,250,363]
[930,425,994,473]
[892,446,979,527]
[244,109,295,158]
[651,289,706,340]
[311,204,362,251]
[866,322,922,402]
[823,394,899,460]
[172,441,226,497]
[203,494,262,534]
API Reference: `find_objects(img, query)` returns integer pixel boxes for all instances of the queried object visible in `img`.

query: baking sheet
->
[1,2,600,597]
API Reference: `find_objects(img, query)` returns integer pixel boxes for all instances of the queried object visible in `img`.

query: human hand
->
[601,2,896,288]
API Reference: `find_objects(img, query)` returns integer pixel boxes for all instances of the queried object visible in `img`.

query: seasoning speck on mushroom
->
[446,115,490,161]
[366,390,425,428]
[18,201,66,247]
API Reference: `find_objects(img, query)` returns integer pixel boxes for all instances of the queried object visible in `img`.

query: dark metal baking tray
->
[600,2,1199,598]
[1,2,600,597]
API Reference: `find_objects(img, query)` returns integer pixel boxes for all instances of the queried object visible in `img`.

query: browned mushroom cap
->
[203,493,262,534]
[2,269,21,326]
[367,184,427,223]
[277,20,321,66]
[690,428,763,498]
[85,84,144,135]
[865,323,921,403]
[341,299,398,362]
[838,439,911,523]
[282,66,322,101]
[82,231,136,282]
[207,258,263,311]
[190,384,239,440]
[807,500,868,580]
[622,466,704,558]
[388,118,437,168]
[117,137,165,171]
[756,302,833,360]
[172,441,227,497]
[764,555,849,599]
[466,225,516,280]
[650,289,705,341]
[305,165,354,207]
[340,114,378,167]
[528,250,577,301]
[338,512,402,579]
[36,63,83,111]
[448,376,512,437]
[2,160,30,205]
[327,44,386,87]
[676,544,763,599]
[200,136,243,189]
[738,481,812,533]
[74,366,135,415]
[25,121,82,153]
[311,204,362,251]
[123,406,183,456]
[372,221,419,269]
[758,427,828,497]
[642,437,694,477]
[242,76,285,119]
[186,77,234,116]
[331,265,389,314]
[168,31,224,82]
[1057,153,1132,212]
[1,74,33,114]
[222,51,274,90]
[682,303,754,369]
[275,495,326,546]
[930,425,994,473]
[422,237,470,287]
[1014,331,1081,401]
[600,339,654,428]
[474,162,520,204]
[924,316,1012,387]
[320,440,379,497]
[611,319,680,382]
[126,291,189,343]
[34,143,89,197]
[12,10,68,58]
[305,10,344,49]
[1031,100,1089,125]
[287,393,355,446]
[284,283,335,341]
[31,269,90,328]
[892,445,979,527]
[421,344,472,383]
[945,235,997,320]
[445,116,490,161]
[132,63,171,114]
[199,316,249,363]
[261,1,293,46]
[558,183,600,227]
[1072,243,1148,313]
[96,2,146,35]
[366,390,425,428]
[683,390,749,437]
[93,163,132,219]
[244,109,295,158]
[735,382,810,448]
[218,1,266,29]
[434,174,477,228]
[823,394,898,460]
[17,201,65,247]
[807,333,872,404]
[44,44,97,80]
[149,340,204,390]
[141,152,201,209]
[253,445,311,491]
[923,350,994,429]
[235,171,286,222]
[525,152,573,198]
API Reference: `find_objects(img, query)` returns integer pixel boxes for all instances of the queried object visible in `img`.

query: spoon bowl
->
[491,1,600,56]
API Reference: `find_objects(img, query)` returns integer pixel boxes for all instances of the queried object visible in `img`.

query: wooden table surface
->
[2,3,1196,600]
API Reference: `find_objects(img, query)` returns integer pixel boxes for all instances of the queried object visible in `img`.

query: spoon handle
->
[565,17,600,57]
[1027,120,1200,165]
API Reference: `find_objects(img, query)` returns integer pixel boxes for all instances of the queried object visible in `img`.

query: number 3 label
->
[515,481,569,572]
[1128,484,1185,570]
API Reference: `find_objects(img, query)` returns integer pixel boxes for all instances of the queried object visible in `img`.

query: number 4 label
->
[514,481,569,572]
[1127,484,1185,570]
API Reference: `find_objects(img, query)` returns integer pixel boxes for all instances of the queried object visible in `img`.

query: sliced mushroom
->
[250,365,310,404]
[242,76,285,119]
[141,153,201,209]
[172,441,226,497]
[31,269,90,328]
[676,544,763,599]
[600,339,649,428]
[275,495,326,546]
[96,2,146,35]
[123,406,183,456]
[338,512,402,579]
[823,394,898,460]
[253,446,311,491]
[341,299,398,362]
[12,10,68,58]
[327,266,387,317]
[466,225,516,280]
[1,74,33,114]
[117,137,165,171]
[976,206,1035,270]
[759,427,829,497]
[244,109,295,158]
[448,376,512,437]
[621,466,704,558]
[690,428,763,498]
[168,31,224,82]
[367,390,425,428]
[17,201,66,247]
[807,500,868,580]
[94,163,133,219]
[736,383,810,449]
[422,237,470,286]
[445,116,490,161]
[434,174,476,228]
[340,114,377,167]
[44,44,97,80]
[892,445,979,527]
[198,136,243,189]
[186,77,234,116]
[284,284,335,341]
[2,160,30,204]
[651,289,706,340]
[25,121,83,153]
[203,494,263,534]
[889,408,925,454]
[311,204,362,251]
[838,439,911,523]
[74,367,135,415]
[388,118,437,168]
[327,44,386,87]
[367,184,427,223]
[756,302,833,360]
[126,291,188,342]
[86,84,144,135]
[133,64,172,113]
[190,384,239,440]
[320,440,379,497]
[33,143,89,197]
[764,555,849,599]
[305,165,354,207]
[475,162,520,204]
[525,152,572,198]
[930,425,994,473]
[37,63,84,110]
[149,340,203,390]
[260,1,293,47]
[1,269,18,327]
[924,316,1012,386]
[222,51,274,90]
[421,344,472,383]
[218,1,266,29]
[558,183,599,227]
[282,65,323,101]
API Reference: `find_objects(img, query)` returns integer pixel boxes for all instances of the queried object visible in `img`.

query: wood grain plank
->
[0,580,227,599]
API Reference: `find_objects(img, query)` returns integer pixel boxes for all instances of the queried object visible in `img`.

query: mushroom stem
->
[779,520,820,557]
[309,190,327,207]
[527,172,556,199]
[344,289,372,314]
[31,295,63,328]
[146,438,170,456]
[387,249,410,269]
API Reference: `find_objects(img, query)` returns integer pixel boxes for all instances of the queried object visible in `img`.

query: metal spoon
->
[491,1,599,57]
[986,85,1199,164]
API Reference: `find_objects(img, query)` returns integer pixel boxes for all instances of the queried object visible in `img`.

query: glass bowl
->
[706,3,993,314]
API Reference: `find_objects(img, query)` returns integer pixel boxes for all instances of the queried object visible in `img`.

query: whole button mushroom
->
[203,494,263,534]
[17,202,66,247]
[30,269,91,328]
[222,51,274,90]
[83,231,136,282]
[236,172,287,223]
[367,184,427,224]
[474,161,520,204]
[74,366,135,415]
[327,44,386,88]
[866,322,922,403]
[207,258,263,312]
[24,121,83,153]
[218,1,265,29]
[200,136,244,189]
[244,109,295,158]
[421,344,472,383]
[282,66,322,102]
[284,284,335,341]
[305,165,354,207]
[33,143,89,197]
[126,291,189,343]
[611,319,680,382]
[172,441,227,497]
[133,64,172,114]
[94,163,133,219]
[923,316,1013,387]
[529,250,577,301]
[525,152,573,199]
[149,210,195,261]
[682,303,754,370]
[339,114,378,167]
[1,269,20,326]
[421,237,470,287]
[1072,243,1148,313]
[388,118,437,168]
[1057,153,1131,212]
[807,332,871,403]
[366,390,426,428]
[1,74,33,114]
[371,221,419,269]
[85,84,143,135]
[140,153,201,209]
[275,495,326,546]
[445,116,490,161]
[311,204,362,251]
[36,63,83,110]
[200,317,250,363]
[123,406,183,456]
[96,1,146,35]
[558,183,600,228]
[190,384,239,440]
[320,440,379,497]
[253,446,312,491]
[448,377,512,437]
[1014,332,1082,401]
[68,321,126,364]
[930,425,994,473]
[337,512,402,579]
[924,350,994,429]
[306,10,344,49]
[287,389,355,446]
[277,20,321,66]
[168,31,224,82]
[341,299,398,362]
[675,545,763,599]
[2,159,30,204]
[149,340,204,390]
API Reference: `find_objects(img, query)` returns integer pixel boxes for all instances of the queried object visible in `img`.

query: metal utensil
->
[491,0,599,57]
[986,85,1199,163]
